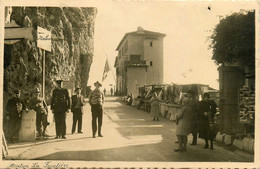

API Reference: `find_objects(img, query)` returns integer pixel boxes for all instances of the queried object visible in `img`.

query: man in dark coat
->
[51,80,70,139]
[29,88,49,139]
[89,81,104,138]
[187,90,199,145]
[198,93,217,150]
[6,90,26,142]
[71,87,85,134]
[110,87,113,96]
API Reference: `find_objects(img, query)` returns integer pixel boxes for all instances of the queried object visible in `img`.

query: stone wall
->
[4,7,97,106]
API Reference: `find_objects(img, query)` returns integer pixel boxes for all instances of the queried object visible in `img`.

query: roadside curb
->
[215,132,254,154]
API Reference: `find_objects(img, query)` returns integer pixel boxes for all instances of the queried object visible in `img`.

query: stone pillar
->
[219,65,244,135]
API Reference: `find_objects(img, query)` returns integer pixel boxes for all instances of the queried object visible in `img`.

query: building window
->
[150,61,153,66]
[150,41,153,47]
[130,55,141,61]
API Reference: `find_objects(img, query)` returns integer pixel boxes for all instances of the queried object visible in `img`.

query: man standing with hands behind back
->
[51,79,70,139]
[71,87,85,134]
[89,81,104,138]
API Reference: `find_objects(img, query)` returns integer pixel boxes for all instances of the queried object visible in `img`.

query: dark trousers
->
[191,132,197,144]
[191,120,198,144]
[8,118,21,140]
[204,124,215,149]
[91,104,103,136]
[72,109,82,133]
[36,112,48,137]
[54,112,66,137]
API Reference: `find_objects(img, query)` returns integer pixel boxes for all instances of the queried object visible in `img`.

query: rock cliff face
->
[4,7,97,105]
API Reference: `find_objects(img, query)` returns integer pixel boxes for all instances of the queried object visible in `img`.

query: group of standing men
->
[175,90,217,152]
[103,87,114,96]
[5,79,105,142]
[188,90,217,150]
[50,80,105,139]
[5,88,50,142]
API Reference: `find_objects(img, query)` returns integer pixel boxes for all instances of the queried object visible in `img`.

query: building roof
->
[208,86,219,91]
[116,28,166,51]
[114,57,118,67]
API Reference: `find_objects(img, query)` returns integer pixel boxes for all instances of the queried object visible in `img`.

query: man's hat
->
[14,89,21,94]
[55,79,63,83]
[75,87,82,92]
[203,93,210,98]
[34,88,41,93]
[94,81,102,87]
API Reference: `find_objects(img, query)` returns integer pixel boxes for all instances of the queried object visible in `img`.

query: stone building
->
[114,27,166,97]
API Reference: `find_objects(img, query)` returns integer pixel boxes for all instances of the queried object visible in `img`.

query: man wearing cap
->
[187,90,199,145]
[5,90,26,142]
[89,81,104,138]
[51,79,70,139]
[29,88,49,139]
[71,87,85,134]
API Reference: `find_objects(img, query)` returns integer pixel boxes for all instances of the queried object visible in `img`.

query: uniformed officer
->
[29,88,49,139]
[51,79,70,139]
[89,81,104,138]
[6,89,26,142]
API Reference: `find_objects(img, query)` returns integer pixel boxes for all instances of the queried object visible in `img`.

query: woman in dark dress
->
[198,93,217,150]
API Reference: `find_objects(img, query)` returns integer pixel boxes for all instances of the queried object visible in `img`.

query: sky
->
[88,1,257,90]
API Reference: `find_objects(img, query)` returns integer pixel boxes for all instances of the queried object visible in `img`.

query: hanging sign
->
[4,20,34,44]
[37,26,51,52]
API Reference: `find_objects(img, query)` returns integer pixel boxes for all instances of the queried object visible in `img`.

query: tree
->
[209,10,255,68]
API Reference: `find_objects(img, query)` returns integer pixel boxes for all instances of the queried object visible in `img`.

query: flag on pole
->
[102,59,111,82]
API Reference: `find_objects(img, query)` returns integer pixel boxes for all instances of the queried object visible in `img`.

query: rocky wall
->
[4,7,97,106]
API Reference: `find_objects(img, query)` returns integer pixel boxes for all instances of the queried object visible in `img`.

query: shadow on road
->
[33,142,253,162]
[7,136,94,150]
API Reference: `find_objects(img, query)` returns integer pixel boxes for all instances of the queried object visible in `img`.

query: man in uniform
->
[89,81,104,138]
[71,87,85,134]
[29,88,49,139]
[6,90,26,142]
[187,90,199,145]
[51,79,70,139]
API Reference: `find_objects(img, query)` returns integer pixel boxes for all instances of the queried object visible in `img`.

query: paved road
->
[6,96,254,162]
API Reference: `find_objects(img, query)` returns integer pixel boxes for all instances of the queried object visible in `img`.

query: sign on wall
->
[37,26,51,52]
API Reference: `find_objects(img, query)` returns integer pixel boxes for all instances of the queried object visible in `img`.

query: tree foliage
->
[209,10,255,67]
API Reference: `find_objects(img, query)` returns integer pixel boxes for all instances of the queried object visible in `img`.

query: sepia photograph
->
[1,1,259,168]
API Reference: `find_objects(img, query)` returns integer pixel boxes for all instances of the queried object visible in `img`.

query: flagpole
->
[106,54,116,83]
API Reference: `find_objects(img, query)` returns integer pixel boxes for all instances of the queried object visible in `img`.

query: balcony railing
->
[124,60,148,67]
